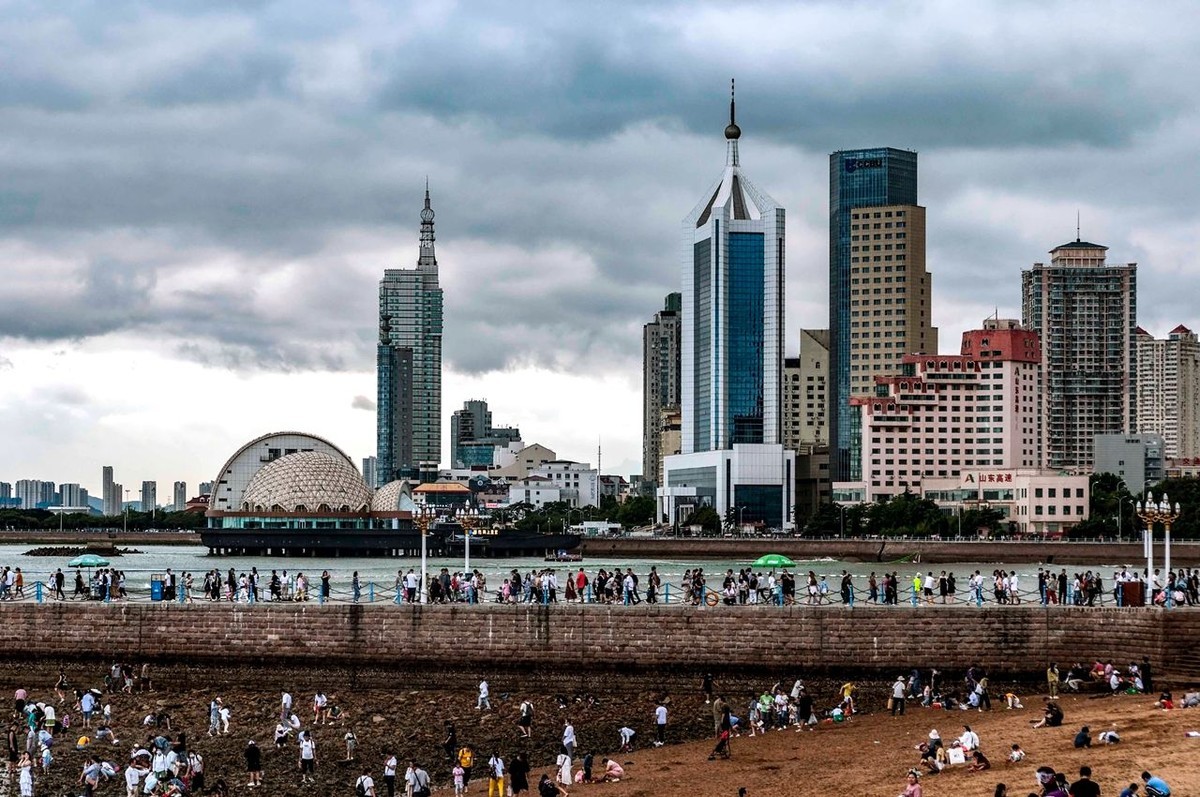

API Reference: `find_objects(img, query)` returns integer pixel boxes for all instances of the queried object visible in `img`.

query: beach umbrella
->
[68,554,111,568]
[751,553,795,568]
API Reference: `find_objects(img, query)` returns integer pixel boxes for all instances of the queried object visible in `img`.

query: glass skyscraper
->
[681,93,785,454]
[376,187,444,484]
[828,147,919,480]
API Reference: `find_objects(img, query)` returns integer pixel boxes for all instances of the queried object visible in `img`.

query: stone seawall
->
[6,603,1200,679]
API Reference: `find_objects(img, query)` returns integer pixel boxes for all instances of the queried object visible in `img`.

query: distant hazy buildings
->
[140,481,157,513]
[642,292,682,493]
[102,466,117,516]
[1094,433,1166,493]
[1022,238,1137,470]
[361,457,377,488]
[58,483,87,508]
[828,147,926,481]
[15,480,54,510]
[782,329,830,454]
[450,399,521,469]
[661,86,795,530]
[1136,325,1200,459]
[377,186,444,484]
[173,481,187,512]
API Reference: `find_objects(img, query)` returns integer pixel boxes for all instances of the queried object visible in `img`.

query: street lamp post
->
[458,509,480,576]
[412,504,436,605]
[737,506,745,537]
[1117,496,1133,543]
[838,504,846,539]
[1136,492,1182,607]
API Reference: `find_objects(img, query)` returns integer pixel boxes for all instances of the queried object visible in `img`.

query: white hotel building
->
[833,318,1089,536]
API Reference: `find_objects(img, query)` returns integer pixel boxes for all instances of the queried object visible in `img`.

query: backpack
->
[356,776,368,797]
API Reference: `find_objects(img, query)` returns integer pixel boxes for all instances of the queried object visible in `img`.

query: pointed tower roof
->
[417,179,437,270]
[687,79,780,229]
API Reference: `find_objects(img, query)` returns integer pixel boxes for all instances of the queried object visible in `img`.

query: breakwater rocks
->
[22,546,142,556]
[3,602,1198,680]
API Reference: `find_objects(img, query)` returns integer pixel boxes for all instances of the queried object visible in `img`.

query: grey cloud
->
[351,395,376,411]
[0,355,11,370]
[0,1,1199,379]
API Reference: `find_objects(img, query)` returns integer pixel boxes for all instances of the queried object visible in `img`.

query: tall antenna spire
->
[418,179,437,269]
[1076,209,1081,243]
[724,78,741,167]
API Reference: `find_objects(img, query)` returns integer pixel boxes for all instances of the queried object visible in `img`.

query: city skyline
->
[2,2,1200,493]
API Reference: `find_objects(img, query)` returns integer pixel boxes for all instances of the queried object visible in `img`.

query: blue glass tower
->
[681,83,785,454]
[828,148,918,480]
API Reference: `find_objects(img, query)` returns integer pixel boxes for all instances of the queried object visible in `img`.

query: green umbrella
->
[752,553,795,568]
[68,554,110,568]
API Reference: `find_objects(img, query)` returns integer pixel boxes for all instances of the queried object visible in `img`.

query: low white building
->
[834,468,1090,537]
[659,443,797,531]
[507,475,561,508]
[532,460,600,508]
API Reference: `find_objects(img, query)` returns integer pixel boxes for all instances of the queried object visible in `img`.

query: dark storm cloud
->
[0,0,1198,376]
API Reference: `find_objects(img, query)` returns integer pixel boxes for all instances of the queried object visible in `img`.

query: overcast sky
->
[2,0,1199,499]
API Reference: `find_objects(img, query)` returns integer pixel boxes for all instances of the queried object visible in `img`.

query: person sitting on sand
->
[967,749,991,772]
[1007,743,1026,763]
[1098,729,1120,744]
[1156,691,1174,710]
[1031,700,1062,729]
[1074,726,1092,748]
[537,774,568,797]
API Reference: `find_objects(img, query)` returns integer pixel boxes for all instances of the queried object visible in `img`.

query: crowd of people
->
[12,561,1200,608]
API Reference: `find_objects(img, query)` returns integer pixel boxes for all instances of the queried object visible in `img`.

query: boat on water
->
[545,551,583,563]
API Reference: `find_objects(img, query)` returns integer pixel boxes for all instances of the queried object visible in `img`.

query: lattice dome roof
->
[240,451,372,513]
[371,480,415,513]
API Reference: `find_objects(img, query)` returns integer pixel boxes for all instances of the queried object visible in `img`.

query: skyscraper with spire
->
[376,185,444,484]
[660,82,795,530]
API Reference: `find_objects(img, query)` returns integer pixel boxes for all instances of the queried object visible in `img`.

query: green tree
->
[682,505,721,535]
[616,496,656,527]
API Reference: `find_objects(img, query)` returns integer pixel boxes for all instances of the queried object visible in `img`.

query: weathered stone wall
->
[7,603,1198,678]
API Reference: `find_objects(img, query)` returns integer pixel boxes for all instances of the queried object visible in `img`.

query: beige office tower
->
[783,329,830,453]
[847,205,937,398]
[1136,325,1200,459]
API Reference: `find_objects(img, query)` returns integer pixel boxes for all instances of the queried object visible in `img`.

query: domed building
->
[203,432,426,556]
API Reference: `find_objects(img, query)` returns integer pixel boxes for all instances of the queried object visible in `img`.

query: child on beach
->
[453,763,465,797]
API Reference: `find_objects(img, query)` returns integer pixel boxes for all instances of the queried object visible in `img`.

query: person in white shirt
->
[124,759,147,797]
[356,767,376,797]
[562,720,576,758]
[281,692,292,722]
[654,703,667,747]
[486,752,504,797]
[298,731,317,784]
[383,752,398,797]
[1009,573,1021,603]
[958,725,979,751]
[477,681,490,711]
[618,726,635,751]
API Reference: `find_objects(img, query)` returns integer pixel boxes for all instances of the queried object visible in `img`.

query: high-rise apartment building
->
[1022,238,1137,470]
[112,482,124,513]
[140,481,157,512]
[173,481,188,511]
[198,481,214,496]
[828,148,924,481]
[642,292,682,493]
[377,186,444,484]
[660,84,795,530]
[782,329,830,453]
[102,465,116,516]
[0,482,10,500]
[15,479,55,510]
[58,483,87,507]
[449,399,521,469]
[1136,325,1200,459]
[361,457,377,488]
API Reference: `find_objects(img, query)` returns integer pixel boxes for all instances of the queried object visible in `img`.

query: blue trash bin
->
[150,575,164,602]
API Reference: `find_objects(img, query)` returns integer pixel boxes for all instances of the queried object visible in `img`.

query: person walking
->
[487,752,504,797]
[1047,663,1060,698]
[298,730,317,784]
[891,676,907,716]
[477,680,491,711]
[562,720,576,759]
